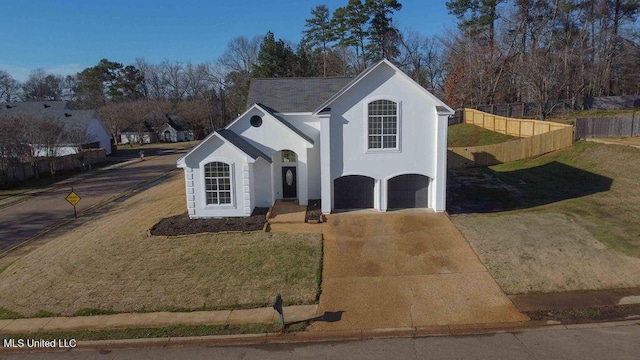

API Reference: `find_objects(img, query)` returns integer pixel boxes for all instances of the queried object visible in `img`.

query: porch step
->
[268,200,307,224]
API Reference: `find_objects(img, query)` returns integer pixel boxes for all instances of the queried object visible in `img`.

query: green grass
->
[0,322,298,342]
[0,263,11,276]
[448,123,517,147]
[489,141,640,257]
[75,308,116,317]
[0,307,23,320]
[32,310,58,318]
[548,109,636,125]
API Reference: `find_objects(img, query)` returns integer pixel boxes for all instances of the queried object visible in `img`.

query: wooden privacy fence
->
[574,116,640,140]
[448,109,574,168]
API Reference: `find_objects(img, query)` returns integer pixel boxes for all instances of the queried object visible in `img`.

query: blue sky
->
[1,1,455,81]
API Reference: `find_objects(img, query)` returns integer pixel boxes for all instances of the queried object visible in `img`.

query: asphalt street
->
[0,152,182,253]
[1,324,638,359]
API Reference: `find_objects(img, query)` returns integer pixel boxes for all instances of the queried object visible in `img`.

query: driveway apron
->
[309,211,528,331]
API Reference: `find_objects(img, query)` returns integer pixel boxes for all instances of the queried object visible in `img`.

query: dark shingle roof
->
[0,101,96,130]
[218,129,272,163]
[167,114,188,131]
[246,77,353,113]
[1,101,69,113]
[122,121,155,133]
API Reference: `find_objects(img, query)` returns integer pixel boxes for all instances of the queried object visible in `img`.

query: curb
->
[2,319,639,353]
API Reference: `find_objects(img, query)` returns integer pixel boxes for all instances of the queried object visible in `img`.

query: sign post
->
[65,188,81,218]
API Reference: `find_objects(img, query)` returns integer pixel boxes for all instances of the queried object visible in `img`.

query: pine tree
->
[303,5,333,77]
[365,0,403,62]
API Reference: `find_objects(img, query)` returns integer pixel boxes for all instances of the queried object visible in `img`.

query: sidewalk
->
[0,305,317,334]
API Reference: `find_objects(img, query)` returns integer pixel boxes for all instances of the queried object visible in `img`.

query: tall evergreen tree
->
[343,0,371,71]
[446,0,504,47]
[253,31,297,77]
[365,0,403,61]
[303,5,333,77]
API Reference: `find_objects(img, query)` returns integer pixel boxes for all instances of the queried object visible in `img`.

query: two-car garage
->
[333,174,430,211]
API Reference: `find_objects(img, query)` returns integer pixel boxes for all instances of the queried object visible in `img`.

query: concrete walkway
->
[309,211,528,331]
[0,305,317,334]
[268,200,323,233]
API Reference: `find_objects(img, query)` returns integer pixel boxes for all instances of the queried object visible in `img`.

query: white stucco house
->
[177,59,454,218]
[120,121,158,145]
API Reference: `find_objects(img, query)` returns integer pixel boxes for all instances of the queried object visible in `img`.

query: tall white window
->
[368,100,398,150]
[204,162,231,205]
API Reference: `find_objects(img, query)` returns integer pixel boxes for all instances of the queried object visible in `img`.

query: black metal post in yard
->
[273,293,284,329]
[632,99,640,137]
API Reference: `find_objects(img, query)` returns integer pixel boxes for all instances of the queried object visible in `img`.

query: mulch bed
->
[305,199,325,223]
[150,207,269,236]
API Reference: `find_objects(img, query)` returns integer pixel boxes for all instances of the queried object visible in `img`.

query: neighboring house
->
[121,114,194,144]
[120,121,158,144]
[158,115,194,142]
[0,101,112,155]
[177,59,454,218]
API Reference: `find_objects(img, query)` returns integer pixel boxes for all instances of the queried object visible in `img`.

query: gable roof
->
[217,129,272,163]
[246,77,352,113]
[177,129,272,167]
[313,59,455,115]
[256,103,314,144]
[122,121,155,133]
[167,114,188,131]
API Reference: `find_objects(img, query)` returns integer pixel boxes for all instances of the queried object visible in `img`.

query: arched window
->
[204,162,232,205]
[281,150,297,163]
[367,99,398,150]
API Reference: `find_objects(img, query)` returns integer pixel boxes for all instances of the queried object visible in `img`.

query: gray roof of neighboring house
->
[167,114,188,131]
[0,101,97,130]
[0,101,104,143]
[122,121,155,133]
[217,129,272,163]
[1,100,69,113]
[246,77,353,113]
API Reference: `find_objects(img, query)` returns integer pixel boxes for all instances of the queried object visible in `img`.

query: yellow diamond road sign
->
[65,191,81,207]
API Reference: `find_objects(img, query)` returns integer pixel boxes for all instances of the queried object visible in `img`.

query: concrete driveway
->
[309,210,528,331]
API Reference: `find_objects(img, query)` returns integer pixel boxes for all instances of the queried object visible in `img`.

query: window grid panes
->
[281,150,297,163]
[368,100,397,149]
[204,162,232,205]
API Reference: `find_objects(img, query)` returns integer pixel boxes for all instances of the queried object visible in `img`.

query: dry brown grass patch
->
[0,174,322,316]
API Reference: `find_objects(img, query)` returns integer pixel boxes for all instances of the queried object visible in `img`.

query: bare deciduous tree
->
[0,70,20,102]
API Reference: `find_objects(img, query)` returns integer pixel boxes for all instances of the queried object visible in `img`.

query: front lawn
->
[449,141,640,294]
[0,174,322,317]
[448,123,516,147]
